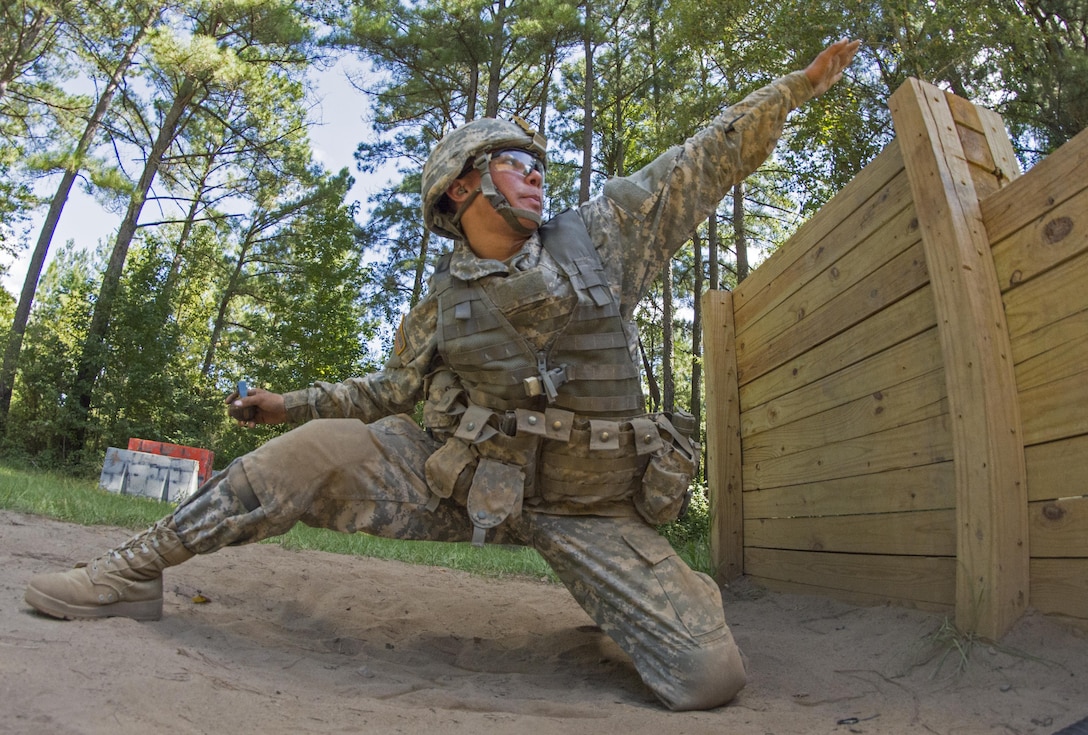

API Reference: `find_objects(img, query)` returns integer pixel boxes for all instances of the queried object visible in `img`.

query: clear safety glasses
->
[489,149,546,181]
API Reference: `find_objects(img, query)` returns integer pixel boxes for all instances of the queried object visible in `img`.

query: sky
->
[1,56,399,297]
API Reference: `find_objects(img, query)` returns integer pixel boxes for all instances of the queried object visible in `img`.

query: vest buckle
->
[523,354,569,402]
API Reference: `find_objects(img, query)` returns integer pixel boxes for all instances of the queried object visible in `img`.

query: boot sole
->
[24,585,163,622]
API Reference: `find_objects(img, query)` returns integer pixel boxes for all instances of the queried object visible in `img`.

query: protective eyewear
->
[489,149,546,181]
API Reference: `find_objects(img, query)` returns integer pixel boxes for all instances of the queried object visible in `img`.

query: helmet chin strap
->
[450,152,541,239]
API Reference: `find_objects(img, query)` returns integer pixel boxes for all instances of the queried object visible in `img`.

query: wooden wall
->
[704,77,1088,638]
[982,120,1088,623]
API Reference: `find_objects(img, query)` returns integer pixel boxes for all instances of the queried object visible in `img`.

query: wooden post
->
[890,78,1028,638]
[702,290,744,582]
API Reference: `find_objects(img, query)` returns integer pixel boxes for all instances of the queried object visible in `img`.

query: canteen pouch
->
[466,458,525,546]
[424,437,476,507]
[634,416,698,526]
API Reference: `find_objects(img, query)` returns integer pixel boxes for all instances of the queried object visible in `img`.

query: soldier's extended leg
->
[25,415,476,621]
[23,516,193,621]
[527,511,746,711]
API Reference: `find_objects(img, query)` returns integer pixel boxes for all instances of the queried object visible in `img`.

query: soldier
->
[25,39,860,710]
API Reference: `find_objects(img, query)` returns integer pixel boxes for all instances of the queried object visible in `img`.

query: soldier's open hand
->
[804,38,861,97]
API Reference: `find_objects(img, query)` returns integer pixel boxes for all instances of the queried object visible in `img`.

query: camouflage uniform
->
[137,71,813,710]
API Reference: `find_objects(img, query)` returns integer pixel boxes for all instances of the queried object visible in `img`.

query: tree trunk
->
[410,229,430,307]
[483,0,505,117]
[708,210,720,290]
[202,221,256,377]
[466,64,479,121]
[733,181,748,282]
[72,74,200,446]
[578,0,594,204]
[691,227,703,443]
[662,259,674,414]
[0,18,147,423]
[648,0,673,414]
[639,335,661,413]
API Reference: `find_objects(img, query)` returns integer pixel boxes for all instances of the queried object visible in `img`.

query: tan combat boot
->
[24,517,194,621]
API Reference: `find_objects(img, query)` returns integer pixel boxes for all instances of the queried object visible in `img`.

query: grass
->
[1,459,714,582]
[912,615,1056,679]
[921,616,986,676]
[0,462,171,528]
[0,460,560,581]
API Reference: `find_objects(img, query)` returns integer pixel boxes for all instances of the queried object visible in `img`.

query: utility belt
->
[423,402,699,544]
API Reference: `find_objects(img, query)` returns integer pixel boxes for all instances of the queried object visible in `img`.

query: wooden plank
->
[954,117,996,170]
[956,125,1005,201]
[743,462,955,519]
[1014,327,1088,393]
[738,239,930,384]
[744,414,952,491]
[736,174,915,340]
[982,126,1088,243]
[742,328,943,438]
[743,575,953,614]
[734,141,905,322]
[1029,558,1088,622]
[1008,307,1088,370]
[745,509,956,556]
[1019,371,1088,446]
[973,101,1021,191]
[992,184,1088,292]
[891,78,1029,638]
[1029,496,1088,557]
[743,369,947,463]
[736,202,921,362]
[1025,435,1088,503]
[1003,250,1088,342]
[702,290,744,582]
[744,546,957,606]
[740,286,937,409]
[946,93,1020,201]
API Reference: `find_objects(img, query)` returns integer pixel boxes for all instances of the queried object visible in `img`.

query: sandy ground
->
[2,509,1086,735]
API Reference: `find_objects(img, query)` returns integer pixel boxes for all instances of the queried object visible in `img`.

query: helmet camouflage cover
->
[421,117,547,240]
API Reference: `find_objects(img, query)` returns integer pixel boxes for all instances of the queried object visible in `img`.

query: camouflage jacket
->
[282,71,814,425]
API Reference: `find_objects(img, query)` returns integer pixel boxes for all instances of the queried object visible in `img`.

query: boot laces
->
[95,525,162,569]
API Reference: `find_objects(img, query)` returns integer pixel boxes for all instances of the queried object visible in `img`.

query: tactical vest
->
[433,209,644,417]
[426,210,695,541]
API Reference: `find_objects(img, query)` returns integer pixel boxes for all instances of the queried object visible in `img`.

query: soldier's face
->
[488,155,544,220]
[451,167,543,239]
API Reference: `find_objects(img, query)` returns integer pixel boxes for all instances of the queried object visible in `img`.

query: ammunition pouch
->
[422,399,700,535]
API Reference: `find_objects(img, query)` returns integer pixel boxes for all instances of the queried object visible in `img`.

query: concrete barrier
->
[99,447,200,503]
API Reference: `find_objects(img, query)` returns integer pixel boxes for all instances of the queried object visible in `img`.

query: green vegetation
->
[658,485,712,575]
[1,3,1079,583]
[0,461,170,528]
[0,460,713,579]
[4,1,1084,477]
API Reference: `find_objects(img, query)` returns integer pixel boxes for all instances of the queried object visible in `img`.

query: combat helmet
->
[422,117,547,240]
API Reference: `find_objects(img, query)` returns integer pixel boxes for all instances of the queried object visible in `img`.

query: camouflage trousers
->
[171,415,745,710]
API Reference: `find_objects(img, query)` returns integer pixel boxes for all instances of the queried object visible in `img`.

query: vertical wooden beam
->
[890,78,1028,639]
[702,289,744,582]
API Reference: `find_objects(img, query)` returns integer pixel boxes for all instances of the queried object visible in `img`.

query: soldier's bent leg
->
[527,512,746,711]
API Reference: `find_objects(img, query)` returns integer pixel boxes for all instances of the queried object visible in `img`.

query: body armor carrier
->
[426,210,696,542]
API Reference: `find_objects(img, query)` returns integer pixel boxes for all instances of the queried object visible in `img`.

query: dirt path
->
[2,510,1085,734]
